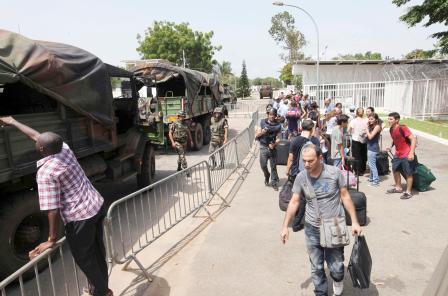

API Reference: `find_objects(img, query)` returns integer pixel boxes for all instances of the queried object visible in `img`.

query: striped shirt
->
[36,143,104,224]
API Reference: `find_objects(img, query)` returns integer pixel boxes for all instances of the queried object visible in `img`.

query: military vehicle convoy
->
[132,60,225,151]
[0,30,164,279]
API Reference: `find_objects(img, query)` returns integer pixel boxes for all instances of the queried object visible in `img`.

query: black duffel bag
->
[348,235,372,289]
[279,178,305,232]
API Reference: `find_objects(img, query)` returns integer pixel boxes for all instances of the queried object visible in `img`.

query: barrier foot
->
[193,204,215,221]
[208,192,230,208]
[125,254,153,282]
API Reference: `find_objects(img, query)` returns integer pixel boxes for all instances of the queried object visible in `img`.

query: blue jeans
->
[305,225,345,296]
[367,150,379,184]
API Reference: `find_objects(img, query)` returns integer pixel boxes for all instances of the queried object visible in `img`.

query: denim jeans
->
[367,150,379,184]
[259,146,279,185]
[305,224,345,296]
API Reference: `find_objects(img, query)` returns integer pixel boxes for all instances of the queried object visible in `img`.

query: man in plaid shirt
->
[0,116,112,296]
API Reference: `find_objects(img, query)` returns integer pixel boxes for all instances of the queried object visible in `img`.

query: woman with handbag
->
[281,143,362,296]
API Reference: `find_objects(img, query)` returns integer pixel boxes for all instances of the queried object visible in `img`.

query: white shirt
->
[349,117,368,143]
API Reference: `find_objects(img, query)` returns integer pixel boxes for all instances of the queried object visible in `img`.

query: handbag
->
[348,235,372,289]
[340,165,357,188]
[305,174,350,248]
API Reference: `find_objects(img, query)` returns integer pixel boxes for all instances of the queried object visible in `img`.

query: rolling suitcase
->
[344,159,367,226]
[376,151,390,175]
[276,140,290,165]
[376,135,390,176]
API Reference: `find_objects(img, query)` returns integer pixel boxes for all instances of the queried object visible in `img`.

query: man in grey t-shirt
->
[281,144,361,296]
[330,114,349,167]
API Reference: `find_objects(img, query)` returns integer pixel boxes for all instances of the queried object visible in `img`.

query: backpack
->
[289,136,313,177]
[390,125,417,147]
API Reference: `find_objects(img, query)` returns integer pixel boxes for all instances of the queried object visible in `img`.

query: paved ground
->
[108,129,448,296]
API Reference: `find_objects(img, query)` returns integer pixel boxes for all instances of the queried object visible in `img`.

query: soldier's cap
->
[177,111,187,117]
[213,107,223,114]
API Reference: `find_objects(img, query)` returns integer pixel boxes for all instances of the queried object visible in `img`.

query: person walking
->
[0,116,113,296]
[386,112,417,199]
[286,119,320,180]
[286,101,301,139]
[366,113,382,187]
[330,114,349,167]
[209,107,228,170]
[281,143,362,296]
[348,108,368,175]
[256,108,282,191]
[168,111,194,173]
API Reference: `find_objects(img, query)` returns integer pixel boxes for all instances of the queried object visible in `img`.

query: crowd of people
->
[254,90,420,295]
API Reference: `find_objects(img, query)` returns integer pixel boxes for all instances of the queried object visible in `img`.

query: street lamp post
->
[273,1,320,102]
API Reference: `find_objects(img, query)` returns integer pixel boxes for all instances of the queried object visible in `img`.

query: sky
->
[2,0,445,78]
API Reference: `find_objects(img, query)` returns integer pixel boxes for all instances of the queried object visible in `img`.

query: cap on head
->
[177,110,187,117]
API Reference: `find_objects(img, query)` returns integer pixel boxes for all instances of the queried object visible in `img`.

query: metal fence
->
[0,108,261,295]
[304,78,448,119]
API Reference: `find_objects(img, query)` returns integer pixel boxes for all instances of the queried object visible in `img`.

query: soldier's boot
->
[177,163,182,172]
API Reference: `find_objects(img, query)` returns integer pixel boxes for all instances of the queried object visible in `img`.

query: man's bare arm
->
[281,192,301,244]
[286,153,294,175]
[0,116,40,142]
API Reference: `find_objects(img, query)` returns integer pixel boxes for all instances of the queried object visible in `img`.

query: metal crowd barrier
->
[0,108,262,295]
[103,161,212,280]
[0,238,88,296]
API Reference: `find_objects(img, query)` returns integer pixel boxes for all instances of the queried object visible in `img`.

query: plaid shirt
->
[36,143,104,224]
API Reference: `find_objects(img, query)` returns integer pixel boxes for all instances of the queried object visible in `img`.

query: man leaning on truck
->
[0,116,113,296]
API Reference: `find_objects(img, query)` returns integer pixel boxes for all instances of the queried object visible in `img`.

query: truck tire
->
[137,143,155,188]
[0,190,63,280]
[203,119,211,145]
[192,123,203,151]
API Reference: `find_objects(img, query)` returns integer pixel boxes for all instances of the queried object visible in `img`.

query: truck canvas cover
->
[132,60,221,102]
[0,29,114,126]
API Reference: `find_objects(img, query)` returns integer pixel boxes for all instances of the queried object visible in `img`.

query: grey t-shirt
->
[330,127,343,159]
[292,164,346,228]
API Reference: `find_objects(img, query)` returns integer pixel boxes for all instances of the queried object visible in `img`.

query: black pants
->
[259,145,279,185]
[351,140,367,175]
[65,206,108,296]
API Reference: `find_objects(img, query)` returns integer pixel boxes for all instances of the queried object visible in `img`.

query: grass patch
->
[399,118,448,140]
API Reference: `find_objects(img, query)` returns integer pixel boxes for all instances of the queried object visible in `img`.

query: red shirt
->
[391,125,411,158]
[37,143,104,224]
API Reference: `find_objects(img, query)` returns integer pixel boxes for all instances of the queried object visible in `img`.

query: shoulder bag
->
[304,174,350,248]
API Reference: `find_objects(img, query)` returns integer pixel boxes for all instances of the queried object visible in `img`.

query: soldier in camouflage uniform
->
[168,111,193,172]
[209,107,229,170]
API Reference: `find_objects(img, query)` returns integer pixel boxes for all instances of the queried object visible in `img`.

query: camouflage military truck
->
[221,84,237,105]
[0,30,163,279]
[132,60,225,151]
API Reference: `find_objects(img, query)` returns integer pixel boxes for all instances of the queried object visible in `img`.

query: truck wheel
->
[0,190,63,280]
[192,123,203,151]
[203,119,211,145]
[137,143,155,188]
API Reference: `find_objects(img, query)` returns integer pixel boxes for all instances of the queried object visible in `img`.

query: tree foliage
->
[269,12,306,63]
[237,61,251,98]
[393,0,448,54]
[137,21,221,72]
[251,77,283,88]
[279,63,302,89]
[218,61,237,86]
[405,48,437,59]
[332,51,383,60]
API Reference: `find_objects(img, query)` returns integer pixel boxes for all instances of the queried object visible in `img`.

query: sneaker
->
[272,183,279,191]
[368,182,379,187]
[264,175,270,186]
[333,280,344,296]
[400,192,413,200]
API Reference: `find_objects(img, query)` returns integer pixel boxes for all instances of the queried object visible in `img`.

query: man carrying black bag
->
[281,143,362,296]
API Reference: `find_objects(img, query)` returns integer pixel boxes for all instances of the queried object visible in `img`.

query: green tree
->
[393,0,448,54]
[137,21,221,72]
[269,11,306,63]
[332,51,383,60]
[237,61,251,98]
[219,61,232,76]
[279,63,302,89]
[405,49,437,59]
